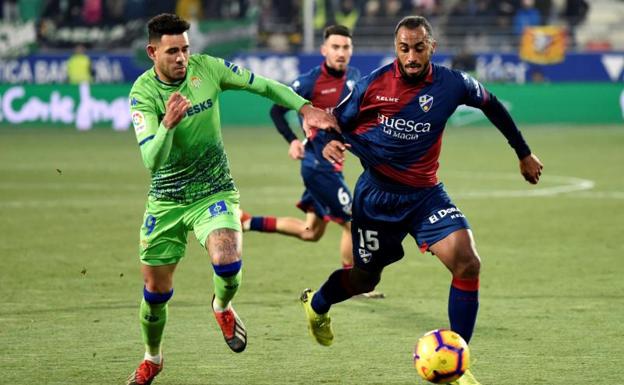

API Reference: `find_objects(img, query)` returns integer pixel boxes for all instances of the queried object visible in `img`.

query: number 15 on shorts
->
[357,228,379,264]
[357,228,379,250]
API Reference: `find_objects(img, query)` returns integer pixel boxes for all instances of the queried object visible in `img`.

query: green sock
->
[213,270,242,309]
[139,299,168,355]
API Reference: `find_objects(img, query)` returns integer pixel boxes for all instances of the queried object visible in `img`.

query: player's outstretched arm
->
[519,153,543,184]
[478,92,544,185]
[299,104,339,137]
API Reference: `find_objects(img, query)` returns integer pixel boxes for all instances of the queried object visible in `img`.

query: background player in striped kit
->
[300,16,543,385]
[242,25,383,298]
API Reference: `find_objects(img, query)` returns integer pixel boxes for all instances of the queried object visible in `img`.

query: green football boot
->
[300,288,334,346]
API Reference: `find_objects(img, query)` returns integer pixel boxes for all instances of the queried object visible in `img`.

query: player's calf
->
[211,260,246,352]
[299,227,324,242]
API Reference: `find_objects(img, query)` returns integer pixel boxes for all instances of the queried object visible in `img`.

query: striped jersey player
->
[243,26,376,279]
[300,16,543,385]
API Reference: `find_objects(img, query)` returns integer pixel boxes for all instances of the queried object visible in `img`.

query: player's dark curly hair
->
[147,13,190,42]
[394,16,434,40]
[323,25,352,40]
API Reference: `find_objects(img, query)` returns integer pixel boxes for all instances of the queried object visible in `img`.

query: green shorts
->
[139,190,241,266]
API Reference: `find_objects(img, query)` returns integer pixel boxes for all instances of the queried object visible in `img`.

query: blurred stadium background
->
[1,1,623,384]
[0,0,622,128]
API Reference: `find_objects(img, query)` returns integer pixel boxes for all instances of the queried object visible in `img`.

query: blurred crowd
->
[0,0,592,52]
[0,0,251,25]
[444,0,589,50]
[258,0,588,31]
[259,0,590,51]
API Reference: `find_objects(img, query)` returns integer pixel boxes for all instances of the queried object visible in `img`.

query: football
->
[413,329,470,384]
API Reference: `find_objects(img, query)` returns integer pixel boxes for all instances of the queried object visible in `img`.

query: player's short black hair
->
[323,25,352,40]
[147,13,190,42]
[394,16,434,40]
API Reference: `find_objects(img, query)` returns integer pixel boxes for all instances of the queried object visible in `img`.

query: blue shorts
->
[296,166,352,223]
[351,170,470,271]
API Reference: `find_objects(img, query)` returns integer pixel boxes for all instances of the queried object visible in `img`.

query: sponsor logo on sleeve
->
[223,60,243,76]
[132,111,145,134]
[461,72,482,97]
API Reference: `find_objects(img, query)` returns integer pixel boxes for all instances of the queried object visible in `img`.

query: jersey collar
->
[152,67,186,87]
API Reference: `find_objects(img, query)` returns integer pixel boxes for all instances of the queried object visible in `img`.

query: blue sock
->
[448,277,479,343]
[311,268,354,314]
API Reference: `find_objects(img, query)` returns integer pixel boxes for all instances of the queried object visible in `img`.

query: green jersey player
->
[126,13,337,385]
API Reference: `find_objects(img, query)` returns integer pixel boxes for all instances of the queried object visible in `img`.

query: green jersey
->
[129,54,308,203]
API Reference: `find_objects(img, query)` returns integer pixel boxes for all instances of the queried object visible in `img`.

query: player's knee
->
[143,286,174,304]
[211,249,243,264]
[455,253,481,279]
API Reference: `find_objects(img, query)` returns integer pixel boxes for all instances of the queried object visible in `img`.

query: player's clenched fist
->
[163,92,191,129]
[322,140,350,165]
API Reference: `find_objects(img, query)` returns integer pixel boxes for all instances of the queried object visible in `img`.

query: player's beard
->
[332,59,347,71]
[155,62,186,83]
[170,65,187,81]
[399,61,429,83]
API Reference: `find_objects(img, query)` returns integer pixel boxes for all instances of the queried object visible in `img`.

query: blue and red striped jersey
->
[334,60,494,187]
[292,63,360,171]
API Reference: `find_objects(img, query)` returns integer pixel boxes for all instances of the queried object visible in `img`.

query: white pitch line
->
[1,174,621,209]
[443,172,598,199]
[564,191,624,199]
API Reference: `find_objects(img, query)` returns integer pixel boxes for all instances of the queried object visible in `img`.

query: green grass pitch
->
[1,124,623,384]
